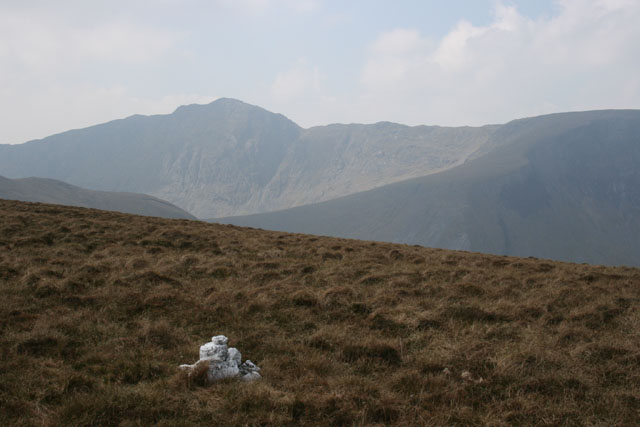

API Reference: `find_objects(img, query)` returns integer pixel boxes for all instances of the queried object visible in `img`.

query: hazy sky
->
[2,0,639,144]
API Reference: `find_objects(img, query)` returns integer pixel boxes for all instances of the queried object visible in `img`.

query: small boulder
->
[179,335,261,383]
[239,360,261,381]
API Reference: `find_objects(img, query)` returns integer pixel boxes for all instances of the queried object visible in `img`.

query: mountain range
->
[1,99,639,266]
[0,98,496,218]
[218,110,640,266]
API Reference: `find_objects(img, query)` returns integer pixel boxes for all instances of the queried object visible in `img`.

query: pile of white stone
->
[179,335,261,382]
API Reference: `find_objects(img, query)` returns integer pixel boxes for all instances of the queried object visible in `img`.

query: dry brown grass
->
[1,198,639,426]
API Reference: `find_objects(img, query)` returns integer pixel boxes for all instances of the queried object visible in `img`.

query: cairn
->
[179,335,261,382]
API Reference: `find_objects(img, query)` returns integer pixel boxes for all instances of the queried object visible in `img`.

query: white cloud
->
[2,0,640,144]
[370,28,427,55]
[431,20,488,70]
[284,0,321,13]
[0,3,193,144]
[0,8,181,75]
[0,82,217,144]
[217,0,320,15]
[362,29,434,87]
[271,59,322,102]
[265,58,345,127]
[356,0,640,126]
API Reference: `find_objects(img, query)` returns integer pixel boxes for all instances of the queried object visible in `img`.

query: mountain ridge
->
[3,99,639,266]
[0,98,498,218]
[215,109,640,267]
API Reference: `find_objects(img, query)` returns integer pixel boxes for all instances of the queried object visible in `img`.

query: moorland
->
[1,198,639,425]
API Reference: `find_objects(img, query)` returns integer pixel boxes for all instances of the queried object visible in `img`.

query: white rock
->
[200,336,229,361]
[239,360,261,381]
[208,359,240,381]
[180,335,261,383]
[212,335,228,345]
[228,347,242,365]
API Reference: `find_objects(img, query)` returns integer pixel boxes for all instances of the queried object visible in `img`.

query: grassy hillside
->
[0,176,196,220]
[1,199,639,426]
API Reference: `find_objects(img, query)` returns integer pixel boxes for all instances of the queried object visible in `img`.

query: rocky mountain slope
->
[0,175,195,219]
[0,98,496,218]
[217,110,640,267]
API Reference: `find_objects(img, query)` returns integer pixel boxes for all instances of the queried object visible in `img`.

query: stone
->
[460,370,484,384]
[200,335,229,361]
[228,347,242,364]
[179,335,261,383]
[239,360,261,381]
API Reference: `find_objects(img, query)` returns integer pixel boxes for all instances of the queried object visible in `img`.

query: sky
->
[1,0,640,144]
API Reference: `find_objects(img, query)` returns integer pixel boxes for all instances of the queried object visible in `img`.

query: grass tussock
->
[1,199,640,425]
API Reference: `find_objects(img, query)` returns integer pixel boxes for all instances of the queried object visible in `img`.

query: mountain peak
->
[172,97,258,115]
[211,97,247,106]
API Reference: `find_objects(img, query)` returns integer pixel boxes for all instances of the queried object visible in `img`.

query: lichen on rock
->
[179,335,261,383]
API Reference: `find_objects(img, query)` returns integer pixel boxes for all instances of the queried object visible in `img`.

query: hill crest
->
[0,175,195,219]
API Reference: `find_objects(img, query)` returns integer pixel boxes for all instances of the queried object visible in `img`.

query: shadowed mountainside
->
[217,110,640,267]
[1,199,639,425]
[0,98,496,218]
[0,175,195,219]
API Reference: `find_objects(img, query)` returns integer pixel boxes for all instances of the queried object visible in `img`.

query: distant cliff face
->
[257,122,496,214]
[217,110,640,267]
[0,98,496,218]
